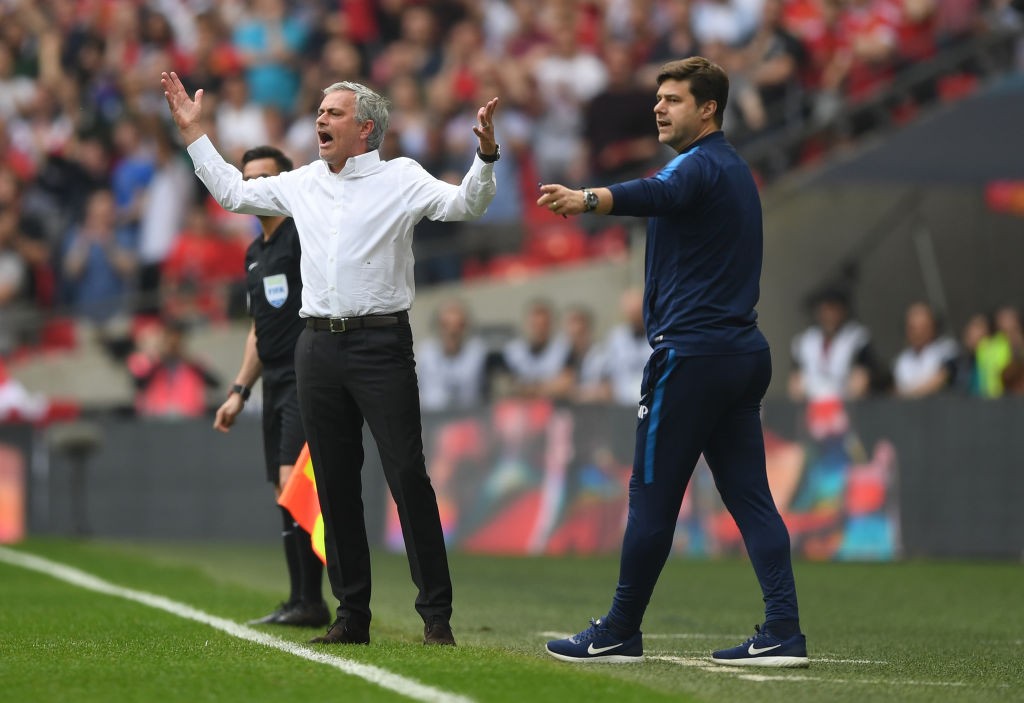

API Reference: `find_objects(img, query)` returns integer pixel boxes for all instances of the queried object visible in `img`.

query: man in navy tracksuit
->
[540,56,807,667]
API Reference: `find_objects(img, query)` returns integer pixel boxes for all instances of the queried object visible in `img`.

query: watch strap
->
[477,144,500,163]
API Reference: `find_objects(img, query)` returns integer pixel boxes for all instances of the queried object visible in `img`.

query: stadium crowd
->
[0,0,1022,416]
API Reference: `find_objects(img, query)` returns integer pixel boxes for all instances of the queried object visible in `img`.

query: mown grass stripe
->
[0,546,473,703]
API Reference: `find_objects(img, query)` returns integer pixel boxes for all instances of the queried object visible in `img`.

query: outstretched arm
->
[162,71,292,217]
[537,184,614,217]
[161,71,207,146]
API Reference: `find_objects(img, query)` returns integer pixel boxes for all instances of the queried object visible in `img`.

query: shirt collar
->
[327,150,382,178]
[683,130,725,153]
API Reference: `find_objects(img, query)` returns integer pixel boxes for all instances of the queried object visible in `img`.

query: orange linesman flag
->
[277,443,326,564]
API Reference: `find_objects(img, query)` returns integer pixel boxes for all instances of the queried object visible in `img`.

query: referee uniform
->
[247,220,305,484]
[243,217,328,626]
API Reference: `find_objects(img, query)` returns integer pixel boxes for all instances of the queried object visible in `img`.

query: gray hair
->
[323,81,391,151]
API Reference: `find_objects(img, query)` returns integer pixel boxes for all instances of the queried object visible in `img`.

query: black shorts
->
[261,361,305,484]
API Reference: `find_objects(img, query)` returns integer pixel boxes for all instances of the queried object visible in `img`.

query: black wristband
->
[230,383,251,401]
[477,144,500,163]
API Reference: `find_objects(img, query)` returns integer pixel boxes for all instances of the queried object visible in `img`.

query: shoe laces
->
[571,618,607,644]
[743,624,770,646]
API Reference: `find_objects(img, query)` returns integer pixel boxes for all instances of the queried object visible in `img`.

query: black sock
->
[765,619,800,639]
[294,524,324,604]
[280,506,302,604]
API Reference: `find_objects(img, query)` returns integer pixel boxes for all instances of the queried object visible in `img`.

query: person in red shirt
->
[161,204,246,323]
[127,317,220,418]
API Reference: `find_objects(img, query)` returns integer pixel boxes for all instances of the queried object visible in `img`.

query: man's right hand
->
[213,394,244,433]
[161,71,205,145]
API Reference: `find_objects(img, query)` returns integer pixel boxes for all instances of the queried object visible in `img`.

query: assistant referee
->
[213,146,327,628]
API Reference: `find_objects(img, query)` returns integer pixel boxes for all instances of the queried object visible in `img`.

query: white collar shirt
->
[186,135,496,318]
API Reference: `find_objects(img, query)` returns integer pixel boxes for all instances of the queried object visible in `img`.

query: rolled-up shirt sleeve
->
[186,135,294,217]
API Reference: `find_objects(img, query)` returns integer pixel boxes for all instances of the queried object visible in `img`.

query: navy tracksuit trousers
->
[605,347,799,636]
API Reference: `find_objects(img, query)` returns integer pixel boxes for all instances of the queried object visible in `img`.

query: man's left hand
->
[473,97,500,156]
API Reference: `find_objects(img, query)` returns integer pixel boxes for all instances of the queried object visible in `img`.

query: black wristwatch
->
[477,144,500,163]
[230,383,251,401]
[582,188,599,213]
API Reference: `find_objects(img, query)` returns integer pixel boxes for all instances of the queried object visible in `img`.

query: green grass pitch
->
[1,539,1021,702]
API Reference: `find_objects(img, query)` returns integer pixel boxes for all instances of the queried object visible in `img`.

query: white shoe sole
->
[712,655,809,668]
[546,648,644,664]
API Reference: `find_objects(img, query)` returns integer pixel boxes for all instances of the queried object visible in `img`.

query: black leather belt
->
[305,311,408,333]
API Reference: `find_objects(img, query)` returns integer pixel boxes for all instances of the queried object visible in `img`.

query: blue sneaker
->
[546,618,643,663]
[712,624,808,668]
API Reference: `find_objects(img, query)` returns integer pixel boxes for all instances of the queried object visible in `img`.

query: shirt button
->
[329,285,335,291]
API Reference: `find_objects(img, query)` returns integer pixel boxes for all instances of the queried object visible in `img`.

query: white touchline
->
[649,656,1005,688]
[539,631,743,640]
[0,547,474,703]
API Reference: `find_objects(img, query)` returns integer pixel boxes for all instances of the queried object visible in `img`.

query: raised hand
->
[472,97,500,155]
[161,71,205,144]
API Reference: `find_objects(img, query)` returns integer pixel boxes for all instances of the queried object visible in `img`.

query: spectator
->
[161,203,246,324]
[417,298,490,411]
[498,299,571,398]
[214,72,271,166]
[372,4,444,85]
[550,304,608,403]
[0,167,52,311]
[0,205,29,356]
[977,305,1024,397]
[387,73,432,163]
[954,312,990,396]
[232,0,308,114]
[646,0,702,69]
[110,116,156,250]
[789,288,880,401]
[531,21,608,184]
[691,0,763,48]
[0,39,35,122]
[601,287,653,406]
[136,128,192,315]
[741,0,808,133]
[815,0,901,126]
[60,189,137,325]
[126,316,220,418]
[583,41,664,185]
[1001,357,1024,395]
[892,301,958,397]
[441,62,533,265]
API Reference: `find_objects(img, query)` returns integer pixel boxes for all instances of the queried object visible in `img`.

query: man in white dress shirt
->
[162,71,499,647]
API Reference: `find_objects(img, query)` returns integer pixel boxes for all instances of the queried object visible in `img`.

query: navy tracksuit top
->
[608,131,768,357]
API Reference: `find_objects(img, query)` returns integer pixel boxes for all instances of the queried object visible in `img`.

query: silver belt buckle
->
[328,317,347,333]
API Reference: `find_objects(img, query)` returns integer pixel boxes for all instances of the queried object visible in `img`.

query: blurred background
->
[0,0,1021,561]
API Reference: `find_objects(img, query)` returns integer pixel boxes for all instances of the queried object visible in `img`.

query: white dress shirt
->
[186,135,496,318]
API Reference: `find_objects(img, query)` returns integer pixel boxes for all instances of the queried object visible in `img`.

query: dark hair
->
[808,286,850,310]
[241,145,293,173]
[656,56,729,127]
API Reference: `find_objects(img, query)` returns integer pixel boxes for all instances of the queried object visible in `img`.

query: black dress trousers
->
[294,316,452,624]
